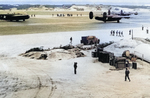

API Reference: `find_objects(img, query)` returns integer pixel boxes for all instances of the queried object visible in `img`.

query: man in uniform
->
[70,37,72,44]
[125,68,131,82]
[74,62,77,74]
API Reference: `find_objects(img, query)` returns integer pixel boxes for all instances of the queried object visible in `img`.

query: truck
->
[81,36,100,45]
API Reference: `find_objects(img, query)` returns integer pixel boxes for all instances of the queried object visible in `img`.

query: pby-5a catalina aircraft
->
[0,13,30,22]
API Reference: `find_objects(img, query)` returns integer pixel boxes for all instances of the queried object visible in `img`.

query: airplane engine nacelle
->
[89,11,93,19]
[103,12,107,17]
[89,11,122,23]
[89,11,105,19]
[103,12,107,22]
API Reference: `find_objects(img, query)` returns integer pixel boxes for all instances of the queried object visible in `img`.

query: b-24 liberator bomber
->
[89,11,123,23]
[89,9,134,23]
[0,13,30,22]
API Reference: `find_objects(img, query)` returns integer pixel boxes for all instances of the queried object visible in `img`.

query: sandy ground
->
[0,30,150,98]
[0,28,150,98]
[1,11,150,98]
[0,48,150,98]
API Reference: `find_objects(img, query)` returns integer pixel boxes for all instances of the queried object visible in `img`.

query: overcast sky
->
[0,0,150,5]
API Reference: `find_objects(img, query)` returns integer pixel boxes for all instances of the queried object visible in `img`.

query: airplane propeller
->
[103,12,107,23]
[89,11,93,19]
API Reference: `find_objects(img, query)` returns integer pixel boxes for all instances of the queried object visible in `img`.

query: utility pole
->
[132,29,133,40]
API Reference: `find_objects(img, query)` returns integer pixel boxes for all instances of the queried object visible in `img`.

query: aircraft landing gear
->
[103,12,107,23]
[117,20,120,23]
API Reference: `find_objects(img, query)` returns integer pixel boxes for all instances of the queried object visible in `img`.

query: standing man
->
[125,68,131,82]
[74,62,77,74]
[142,25,144,30]
[113,30,115,36]
[121,31,124,37]
[146,28,149,34]
[70,37,72,44]
[116,30,118,36]
[119,31,121,37]
[125,60,129,68]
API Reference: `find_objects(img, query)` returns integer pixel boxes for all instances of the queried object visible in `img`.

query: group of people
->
[110,30,124,37]
[142,25,149,34]
[70,36,131,82]
[73,61,131,82]
[57,14,65,17]
[30,14,36,17]
[54,14,82,17]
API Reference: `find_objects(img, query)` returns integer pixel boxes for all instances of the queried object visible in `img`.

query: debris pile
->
[68,48,84,57]
[122,50,137,61]
[25,47,44,53]
[20,45,85,60]
[20,51,48,60]
[92,45,138,70]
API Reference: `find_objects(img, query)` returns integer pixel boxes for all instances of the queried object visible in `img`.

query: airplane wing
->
[107,15,130,19]
[89,11,126,23]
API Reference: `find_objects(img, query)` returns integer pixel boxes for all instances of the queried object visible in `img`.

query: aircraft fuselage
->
[95,16,122,23]
[0,14,30,22]
[89,11,122,23]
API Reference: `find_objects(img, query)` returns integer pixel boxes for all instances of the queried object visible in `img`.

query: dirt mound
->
[49,51,76,60]
[20,52,47,60]
[25,47,44,53]
[20,48,85,60]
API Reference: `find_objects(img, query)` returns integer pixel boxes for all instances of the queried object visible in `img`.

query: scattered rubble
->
[20,44,88,60]
[98,41,114,48]
[20,52,48,60]
[25,47,44,53]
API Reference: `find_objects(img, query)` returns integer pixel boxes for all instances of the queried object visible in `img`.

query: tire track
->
[33,67,56,98]
[17,65,41,98]
[1,57,56,98]
[33,77,42,98]
[21,64,56,98]
[48,78,56,98]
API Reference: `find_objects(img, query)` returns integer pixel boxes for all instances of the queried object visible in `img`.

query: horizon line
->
[0,3,150,6]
